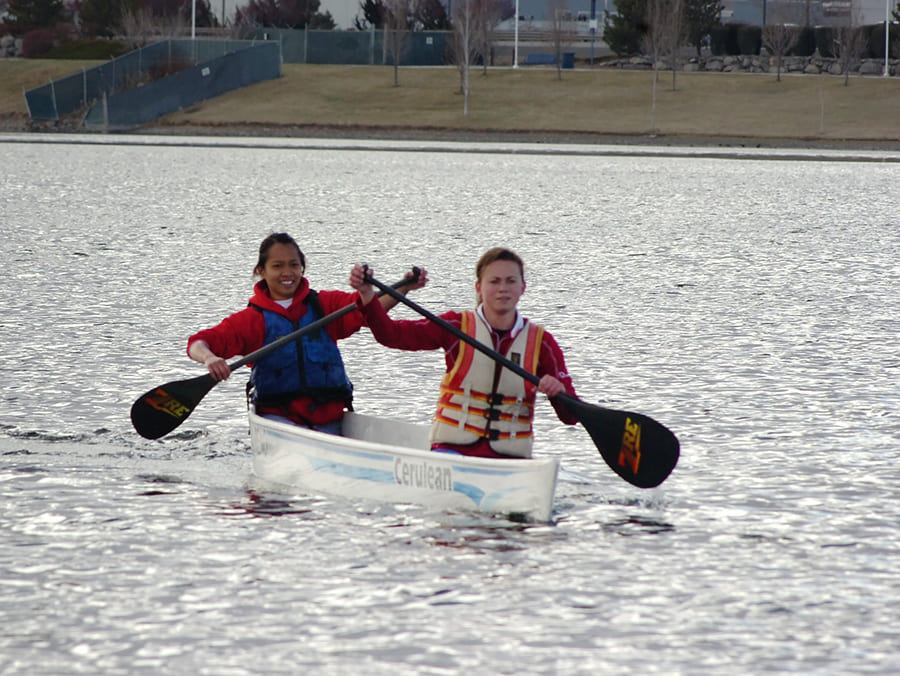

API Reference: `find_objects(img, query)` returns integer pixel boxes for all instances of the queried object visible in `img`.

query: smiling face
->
[476,259,525,326]
[259,242,305,300]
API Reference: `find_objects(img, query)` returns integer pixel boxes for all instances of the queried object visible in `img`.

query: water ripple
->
[1,140,897,675]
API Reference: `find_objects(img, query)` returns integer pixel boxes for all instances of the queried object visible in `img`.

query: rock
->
[859,60,883,75]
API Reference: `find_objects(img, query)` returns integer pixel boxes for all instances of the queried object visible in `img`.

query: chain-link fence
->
[82,41,281,129]
[250,28,453,66]
[24,30,455,125]
[24,38,271,121]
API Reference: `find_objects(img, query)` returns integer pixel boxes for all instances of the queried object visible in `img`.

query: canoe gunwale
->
[249,408,559,522]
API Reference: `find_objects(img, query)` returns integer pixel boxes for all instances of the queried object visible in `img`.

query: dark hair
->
[254,232,305,277]
[474,247,525,305]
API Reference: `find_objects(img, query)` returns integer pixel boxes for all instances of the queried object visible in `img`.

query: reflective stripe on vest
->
[429,310,544,458]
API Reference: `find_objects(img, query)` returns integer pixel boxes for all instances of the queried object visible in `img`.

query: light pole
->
[192,0,197,39]
[513,0,519,68]
[590,0,596,67]
[885,0,890,77]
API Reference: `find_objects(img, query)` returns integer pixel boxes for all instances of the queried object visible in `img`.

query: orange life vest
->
[430,310,544,458]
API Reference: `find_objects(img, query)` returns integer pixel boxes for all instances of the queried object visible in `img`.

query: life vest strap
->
[433,412,534,440]
[437,400,534,424]
[439,384,534,409]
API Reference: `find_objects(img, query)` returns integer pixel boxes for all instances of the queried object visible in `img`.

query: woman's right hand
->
[204,355,231,381]
[189,340,231,381]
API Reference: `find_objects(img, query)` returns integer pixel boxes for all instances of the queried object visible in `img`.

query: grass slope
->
[2,60,899,144]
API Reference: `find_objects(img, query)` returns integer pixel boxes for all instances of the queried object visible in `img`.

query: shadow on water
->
[134,472,193,496]
[387,511,571,552]
[601,515,676,536]
[217,490,320,518]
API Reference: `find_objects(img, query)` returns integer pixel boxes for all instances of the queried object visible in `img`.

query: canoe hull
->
[249,409,559,522]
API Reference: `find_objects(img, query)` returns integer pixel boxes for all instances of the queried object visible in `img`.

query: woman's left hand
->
[403,267,428,293]
[537,375,565,398]
[349,263,378,304]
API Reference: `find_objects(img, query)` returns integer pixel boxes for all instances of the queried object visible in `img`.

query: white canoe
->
[249,407,559,522]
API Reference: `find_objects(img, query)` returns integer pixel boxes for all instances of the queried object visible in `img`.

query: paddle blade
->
[130,374,217,440]
[558,394,680,488]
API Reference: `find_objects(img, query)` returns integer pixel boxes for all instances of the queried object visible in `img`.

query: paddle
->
[363,272,680,488]
[131,271,420,440]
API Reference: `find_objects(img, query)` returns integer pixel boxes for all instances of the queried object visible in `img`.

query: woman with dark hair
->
[188,233,424,434]
[349,248,577,458]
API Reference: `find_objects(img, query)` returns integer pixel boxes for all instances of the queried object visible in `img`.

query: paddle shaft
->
[131,271,419,440]
[224,272,420,372]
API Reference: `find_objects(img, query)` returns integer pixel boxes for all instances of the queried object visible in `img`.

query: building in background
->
[215,0,892,32]
[721,0,889,26]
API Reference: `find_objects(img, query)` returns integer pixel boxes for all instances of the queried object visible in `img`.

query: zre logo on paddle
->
[144,388,192,420]
[618,418,642,474]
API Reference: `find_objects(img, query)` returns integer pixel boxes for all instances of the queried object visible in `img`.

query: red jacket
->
[359,298,578,457]
[188,278,364,426]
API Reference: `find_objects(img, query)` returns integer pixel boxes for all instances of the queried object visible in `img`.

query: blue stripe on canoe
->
[263,429,530,506]
[453,483,486,504]
[301,452,487,505]
[267,428,530,477]
[451,465,527,476]
[307,456,395,483]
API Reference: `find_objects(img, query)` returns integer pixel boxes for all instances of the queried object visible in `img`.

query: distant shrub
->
[815,26,835,58]
[788,27,815,56]
[865,22,898,59]
[710,23,741,55]
[737,25,761,55]
[42,38,130,60]
[22,27,59,57]
[146,57,193,81]
[860,23,877,59]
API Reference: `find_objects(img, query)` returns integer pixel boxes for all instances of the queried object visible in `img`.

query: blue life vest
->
[249,292,353,408]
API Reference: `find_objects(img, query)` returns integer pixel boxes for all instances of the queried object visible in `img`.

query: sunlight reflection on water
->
[1,137,898,675]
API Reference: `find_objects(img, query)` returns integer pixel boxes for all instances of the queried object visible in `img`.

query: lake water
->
[1,134,898,675]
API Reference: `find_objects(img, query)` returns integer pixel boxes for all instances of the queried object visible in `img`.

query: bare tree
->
[665,0,685,91]
[232,13,263,38]
[120,5,158,48]
[120,5,189,48]
[761,4,800,83]
[383,0,414,86]
[761,25,798,82]
[546,0,576,80]
[833,2,863,86]
[474,0,503,76]
[644,0,682,131]
[452,0,481,114]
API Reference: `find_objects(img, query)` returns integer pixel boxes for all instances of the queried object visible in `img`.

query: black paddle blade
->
[558,394,680,488]
[130,374,217,440]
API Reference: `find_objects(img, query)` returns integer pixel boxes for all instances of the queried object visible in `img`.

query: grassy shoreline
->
[3,60,900,149]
